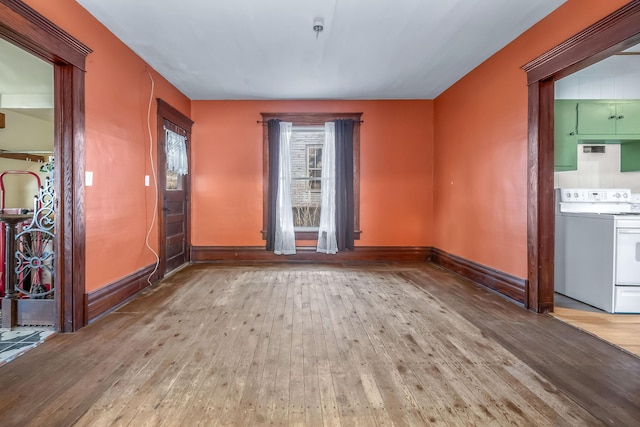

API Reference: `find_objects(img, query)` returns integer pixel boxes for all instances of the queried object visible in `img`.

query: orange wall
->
[191,100,434,247]
[17,0,631,292]
[24,0,191,292]
[433,0,631,277]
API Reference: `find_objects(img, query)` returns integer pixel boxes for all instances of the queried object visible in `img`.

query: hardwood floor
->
[0,263,638,426]
[552,294,640,357]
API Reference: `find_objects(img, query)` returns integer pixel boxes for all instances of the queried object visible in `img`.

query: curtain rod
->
[256,119,364,124]
[163,125,188,136]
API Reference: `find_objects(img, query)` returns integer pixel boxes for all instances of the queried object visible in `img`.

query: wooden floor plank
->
[0,263,638,426]
[552,305,640,357]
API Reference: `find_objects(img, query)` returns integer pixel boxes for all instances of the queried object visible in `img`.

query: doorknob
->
[163,207,170,212]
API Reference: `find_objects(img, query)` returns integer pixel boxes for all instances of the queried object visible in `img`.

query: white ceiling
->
[2,0,638,110]
[75,0,567,100]
[0,38,54,121]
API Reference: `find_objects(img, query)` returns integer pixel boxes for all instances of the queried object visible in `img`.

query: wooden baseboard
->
[106,247,523,311]
[191,246,433,263]
[430,248,527,304]
[84,264,157,323]
[191,246,526,303]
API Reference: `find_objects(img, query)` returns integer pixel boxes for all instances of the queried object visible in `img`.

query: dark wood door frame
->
[0,0,91,331]
[156,99,193,279]
[523,0,640,313]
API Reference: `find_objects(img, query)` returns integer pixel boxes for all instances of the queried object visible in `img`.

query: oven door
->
[616,228,640,285]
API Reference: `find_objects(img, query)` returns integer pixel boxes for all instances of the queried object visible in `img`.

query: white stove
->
[559,188,632,214]
[555,188,640,313]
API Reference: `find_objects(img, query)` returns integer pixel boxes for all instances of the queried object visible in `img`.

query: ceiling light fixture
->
[313,17,324,39]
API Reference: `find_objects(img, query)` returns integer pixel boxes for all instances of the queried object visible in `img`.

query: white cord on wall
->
[145,70,160,285]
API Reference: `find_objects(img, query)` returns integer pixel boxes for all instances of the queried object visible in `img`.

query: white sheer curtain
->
[165,128,188,175]
[317,122,338,254]
[274,122,297,255]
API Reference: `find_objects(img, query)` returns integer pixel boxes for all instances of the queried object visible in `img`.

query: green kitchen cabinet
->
[554,100,578,171]
[614,102,640,134]
[577,101,640,136]
[620,140,640,172]
[577,102,616,135]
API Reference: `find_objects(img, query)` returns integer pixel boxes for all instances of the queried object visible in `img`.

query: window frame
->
[306,144,323,192]
[261,112,362,241]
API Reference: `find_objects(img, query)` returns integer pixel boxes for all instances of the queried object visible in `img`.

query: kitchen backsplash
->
[554,144,640,192]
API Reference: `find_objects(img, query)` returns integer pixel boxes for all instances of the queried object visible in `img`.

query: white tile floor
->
[0,329,55,366]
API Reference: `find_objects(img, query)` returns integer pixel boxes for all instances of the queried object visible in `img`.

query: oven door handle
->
[618,229,640,234]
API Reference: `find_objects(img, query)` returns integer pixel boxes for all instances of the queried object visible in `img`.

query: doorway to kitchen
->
[523,1,640,313]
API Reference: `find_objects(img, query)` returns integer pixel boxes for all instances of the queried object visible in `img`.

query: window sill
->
[261,230,361,240]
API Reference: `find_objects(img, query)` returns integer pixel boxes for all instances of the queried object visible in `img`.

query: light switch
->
[85,171,93,186]
[145,175,150,186]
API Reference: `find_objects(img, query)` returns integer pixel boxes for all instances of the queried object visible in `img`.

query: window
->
[290,127,323,229]
[307,145,323,191]
[261,112,362,241]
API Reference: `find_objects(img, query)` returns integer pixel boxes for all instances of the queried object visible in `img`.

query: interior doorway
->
[0,37,55,327]
[524,1,640,313]
[0,0,90,332]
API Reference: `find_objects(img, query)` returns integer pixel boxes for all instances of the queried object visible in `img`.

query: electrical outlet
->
[145,175,150,186]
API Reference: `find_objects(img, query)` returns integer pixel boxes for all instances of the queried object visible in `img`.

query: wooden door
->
[163,168,188,273]
[157,100,193,277]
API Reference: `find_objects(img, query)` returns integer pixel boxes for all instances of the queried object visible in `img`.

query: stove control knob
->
[615,192,621,198]
[573,192,579,198]
[565,192,571,199]
[623,193,628,198]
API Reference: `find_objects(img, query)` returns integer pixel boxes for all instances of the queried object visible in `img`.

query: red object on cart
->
[0,170,41,296]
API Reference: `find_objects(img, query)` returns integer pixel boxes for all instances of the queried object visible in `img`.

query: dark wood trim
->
[260,112,364,124]
[156,99,194,278]
[70,65,87,331]
[537,79,555,313]
[0,0,91,331]
[526,82,540,311]
[157,99,194,128]
[430,248,527,305]
[260,229,362,240]
[0,0,91,70]
[523,0,640,314]
[522,1,640,84]
[260,112,363,243]
[192,245,432,263]
[84,264,157,323]
[526,81,555,312]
